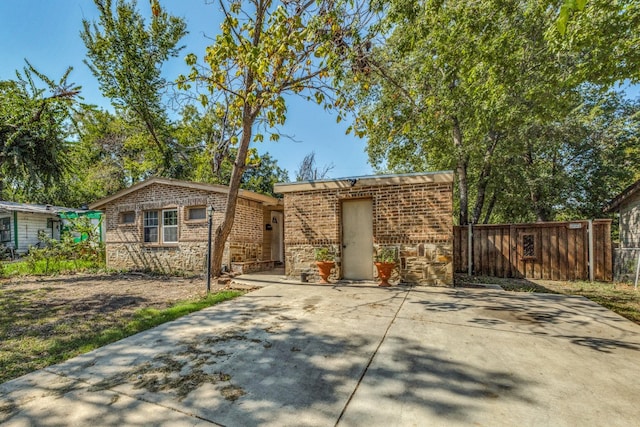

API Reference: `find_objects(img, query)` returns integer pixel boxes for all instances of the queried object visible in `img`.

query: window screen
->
[188,207,206,220]
[120,211,135,224]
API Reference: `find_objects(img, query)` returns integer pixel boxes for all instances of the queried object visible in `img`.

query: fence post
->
[588,220,594,282]
[468,223,473,276]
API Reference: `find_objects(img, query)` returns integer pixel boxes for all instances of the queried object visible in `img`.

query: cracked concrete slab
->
[1,279,639,426]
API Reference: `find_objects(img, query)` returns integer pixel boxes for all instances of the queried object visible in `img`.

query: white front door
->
[270,211,284,263]
[342,199,373,280]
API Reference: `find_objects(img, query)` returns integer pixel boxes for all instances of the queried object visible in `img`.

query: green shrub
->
[376,247,397,263]
[17,217,105,276]
[314,247,335,261]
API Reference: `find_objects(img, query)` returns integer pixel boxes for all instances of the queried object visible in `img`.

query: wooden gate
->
[453,220,612,281]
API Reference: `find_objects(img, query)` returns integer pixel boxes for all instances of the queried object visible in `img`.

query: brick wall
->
[103,183,265,273]
[282,180,453,285]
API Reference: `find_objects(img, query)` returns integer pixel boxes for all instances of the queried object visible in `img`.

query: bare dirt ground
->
[0,273,252,383]
[1,272,240,313]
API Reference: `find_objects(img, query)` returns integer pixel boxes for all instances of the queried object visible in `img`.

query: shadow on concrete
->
[1,287,537,426]
[409,287,640,353]
[339,335,537,424]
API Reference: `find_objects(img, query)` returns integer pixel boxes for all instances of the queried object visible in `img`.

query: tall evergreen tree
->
[0,62,81,201]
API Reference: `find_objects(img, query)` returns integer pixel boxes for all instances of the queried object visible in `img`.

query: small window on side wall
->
[120,211,135,225]
[0,217,10,242]
[523,234,535,258]
[187,207,207,221]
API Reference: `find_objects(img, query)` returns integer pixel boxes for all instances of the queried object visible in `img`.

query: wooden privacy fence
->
[453,220,612,281]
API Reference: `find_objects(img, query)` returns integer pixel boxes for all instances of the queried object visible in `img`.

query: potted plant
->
[314,247,335,284]
[375,247,397,287]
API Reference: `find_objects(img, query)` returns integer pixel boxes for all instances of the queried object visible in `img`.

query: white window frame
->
[162,209,178,243]
[143,211,159,243]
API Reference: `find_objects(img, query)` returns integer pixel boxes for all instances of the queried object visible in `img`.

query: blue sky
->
[1,1,638,182]
[0,0,374,180]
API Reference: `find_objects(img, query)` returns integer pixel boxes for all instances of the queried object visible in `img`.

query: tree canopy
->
[344,0,640,224]
[178,0,373,275]
[0,62,81,201]
[81,0,188,174]
[295,151,334,181]
[2,0,639,258]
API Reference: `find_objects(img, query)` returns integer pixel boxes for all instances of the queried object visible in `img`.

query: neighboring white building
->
[0,201,103,256]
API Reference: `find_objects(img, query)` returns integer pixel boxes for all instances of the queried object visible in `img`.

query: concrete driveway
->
[1,279,639,426]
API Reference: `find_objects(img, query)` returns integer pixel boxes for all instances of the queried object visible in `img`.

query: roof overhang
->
[89,177,279,210]
[0,201,89,216]
[274,171,454,194]
[604,179,640,213]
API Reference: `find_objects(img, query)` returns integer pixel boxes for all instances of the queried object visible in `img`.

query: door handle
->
[342,244,347,248]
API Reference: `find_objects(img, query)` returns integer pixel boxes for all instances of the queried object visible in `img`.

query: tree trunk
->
[530,189,551,222]
[452,116,469,225]
[483,190,497,224]
[471,131,500,224]
[209,2,266,277]
[209,106,257,277]
[524,142,551,222]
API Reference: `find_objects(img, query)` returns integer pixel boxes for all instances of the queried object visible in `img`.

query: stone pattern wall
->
[106,242,208,274]
[283,181,453,285]
[613,248,640,283]
[103,183,265,273]
[614,193,640,282]
[619,191,640,249]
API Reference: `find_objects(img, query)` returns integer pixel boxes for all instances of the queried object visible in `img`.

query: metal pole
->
[634,251,640,291]
[588,220,594,282]
[468,223,473,276]
[206,205,214,294]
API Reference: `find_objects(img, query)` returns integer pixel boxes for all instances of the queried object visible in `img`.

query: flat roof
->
[89,177,280,209]
[0,201,94,216]
[273,171,454,193]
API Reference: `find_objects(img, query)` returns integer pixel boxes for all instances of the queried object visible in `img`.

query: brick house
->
[89,178,283,274]
[273,171,454,285]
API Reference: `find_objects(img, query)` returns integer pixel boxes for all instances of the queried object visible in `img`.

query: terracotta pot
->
[316,261,335,284]
[375,262,395,287]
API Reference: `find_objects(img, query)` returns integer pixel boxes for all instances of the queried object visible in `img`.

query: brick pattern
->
[283,181,453,285]
[103,183,265,273]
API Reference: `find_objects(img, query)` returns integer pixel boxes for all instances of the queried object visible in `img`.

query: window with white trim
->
[163,210,178,242]
[143,209,178,243]
[143,211,159,243]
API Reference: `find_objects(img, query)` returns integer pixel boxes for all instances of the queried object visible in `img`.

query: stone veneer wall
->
[104,183,265,274]
[614,192,640,282]
[283,180,453,285]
